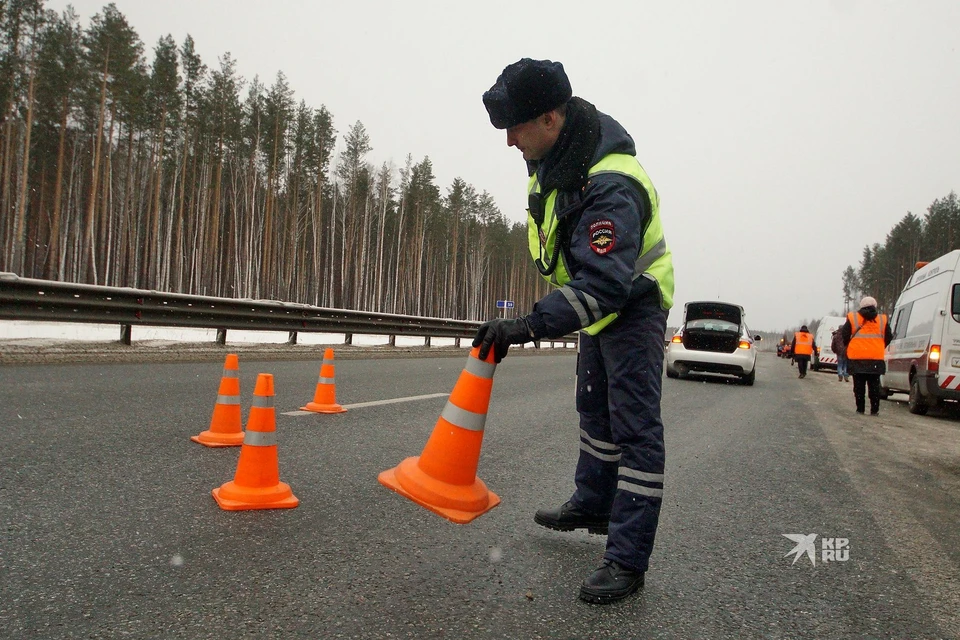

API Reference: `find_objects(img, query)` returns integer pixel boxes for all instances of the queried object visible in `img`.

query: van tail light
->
[671,335,682,343]
[929,344,941,371]
[738,340,751,350]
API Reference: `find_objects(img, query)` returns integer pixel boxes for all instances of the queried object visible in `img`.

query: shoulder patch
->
[589,220,616,255]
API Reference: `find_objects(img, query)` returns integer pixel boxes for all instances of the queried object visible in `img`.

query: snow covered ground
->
[0,320,456,347]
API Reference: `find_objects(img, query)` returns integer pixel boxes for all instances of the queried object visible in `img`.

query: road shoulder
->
[799,368,960,637]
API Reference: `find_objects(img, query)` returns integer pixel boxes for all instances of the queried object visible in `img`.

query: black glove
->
[472,317,535,363]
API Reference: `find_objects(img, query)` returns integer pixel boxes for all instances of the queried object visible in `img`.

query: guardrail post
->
[455,337,461,348]
[120,324,132,345]
[287,331,298,345]
[424,336,431,347]
[216,328,227,345]
[388,335,396,347]
[344,332,353,345]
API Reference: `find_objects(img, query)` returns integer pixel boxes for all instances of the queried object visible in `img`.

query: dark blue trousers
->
[573,297,667,573]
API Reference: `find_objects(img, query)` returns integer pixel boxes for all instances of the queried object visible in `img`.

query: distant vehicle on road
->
[811,315,847,372]
[882,250,960,414]
[779,337,793,358]
[665,301,761,385]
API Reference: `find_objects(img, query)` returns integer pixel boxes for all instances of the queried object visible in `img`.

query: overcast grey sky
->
[50,0,960,331]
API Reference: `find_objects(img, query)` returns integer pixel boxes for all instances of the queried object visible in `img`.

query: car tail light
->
[671,335,682,343]
[929,344,941,371]
[738,340,751,350]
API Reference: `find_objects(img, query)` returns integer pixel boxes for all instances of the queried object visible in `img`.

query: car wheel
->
[741,369,755,386]
[908,377,929,415]
[879,386,890,400]
[666,368,679,379]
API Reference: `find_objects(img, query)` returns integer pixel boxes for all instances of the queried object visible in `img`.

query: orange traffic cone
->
[191,354,244,447]
[378,346,500,524]
[212,373,299,511]
[300,348,346,413]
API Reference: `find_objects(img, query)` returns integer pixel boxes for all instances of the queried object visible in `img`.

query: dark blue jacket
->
[526,113,658,340]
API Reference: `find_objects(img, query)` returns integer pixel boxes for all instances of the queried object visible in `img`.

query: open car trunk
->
[681,302,743,353]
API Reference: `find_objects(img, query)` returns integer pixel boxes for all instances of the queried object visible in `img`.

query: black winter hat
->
[482,58,572,129]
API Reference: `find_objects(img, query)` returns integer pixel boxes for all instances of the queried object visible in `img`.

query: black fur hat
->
[482,58,572,129]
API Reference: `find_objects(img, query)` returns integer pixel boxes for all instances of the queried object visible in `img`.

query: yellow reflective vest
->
[527,153,674,335]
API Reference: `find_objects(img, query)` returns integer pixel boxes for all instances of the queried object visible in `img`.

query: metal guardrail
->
[0,272,577,349]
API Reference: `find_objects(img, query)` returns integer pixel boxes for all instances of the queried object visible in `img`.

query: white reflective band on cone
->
[440,403,487,432]
[464,357,496,379]
[251,396,274,408]
[216,395,241,405]
[244,430,277,447]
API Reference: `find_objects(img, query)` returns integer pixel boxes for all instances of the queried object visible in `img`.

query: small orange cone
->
[191,354,244,447]
[378,346,500,524]
[212,373,299,511]
[300,348,346,413]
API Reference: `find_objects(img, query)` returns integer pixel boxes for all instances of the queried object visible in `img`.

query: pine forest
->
[0,1,552,321]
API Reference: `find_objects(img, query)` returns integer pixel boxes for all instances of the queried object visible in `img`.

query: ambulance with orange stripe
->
[881,250,960,414]
[810,315,847,371]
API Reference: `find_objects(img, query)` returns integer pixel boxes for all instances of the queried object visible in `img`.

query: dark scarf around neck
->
[537,97,601,194]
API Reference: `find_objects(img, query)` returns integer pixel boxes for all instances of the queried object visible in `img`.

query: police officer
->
[791,325,816,378]
[841,296,892,415]
[474,59,674,604]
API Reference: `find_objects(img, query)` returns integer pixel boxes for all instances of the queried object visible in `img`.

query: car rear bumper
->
[665,344,755,376]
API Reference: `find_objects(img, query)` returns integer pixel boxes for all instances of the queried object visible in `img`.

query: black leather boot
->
[534,500,609,535]
[579,560,645,604]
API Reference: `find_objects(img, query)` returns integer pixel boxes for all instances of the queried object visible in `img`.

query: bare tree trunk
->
[99,112,116,284]
[375,175,387,311]
[207,134,224,293]
[84,51,110,283]
[12,59,36,274]
[391,195,406,313]
[173,127,190,290]
[46,96,70,279]
[0,118,16,267]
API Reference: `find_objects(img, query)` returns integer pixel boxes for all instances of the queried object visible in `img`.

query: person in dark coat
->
[475,58,674,605]
[831,328,849,382]
[841,296,893,415]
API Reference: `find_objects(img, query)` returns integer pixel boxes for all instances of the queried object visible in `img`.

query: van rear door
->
[885,303,914,391]
[935,283,960,392]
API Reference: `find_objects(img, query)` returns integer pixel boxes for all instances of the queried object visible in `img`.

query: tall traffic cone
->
[378,346,500,524]
[212,373,299,511]
[300,348,346,413]
[191,354,244,447]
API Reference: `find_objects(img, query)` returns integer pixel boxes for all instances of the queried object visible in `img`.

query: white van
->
[882,249,960,414]
[811,315,847,372]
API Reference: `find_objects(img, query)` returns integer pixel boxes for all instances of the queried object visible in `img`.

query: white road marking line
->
[282,393,449,416]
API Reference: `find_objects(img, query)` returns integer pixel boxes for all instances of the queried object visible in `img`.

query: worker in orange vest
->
[791,325,816,378]
[841,296,893,415]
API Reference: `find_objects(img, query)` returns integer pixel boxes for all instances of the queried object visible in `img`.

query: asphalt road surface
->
[1,351,959,639]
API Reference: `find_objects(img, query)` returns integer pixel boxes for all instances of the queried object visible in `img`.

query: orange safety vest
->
[846,311,887,361]
[793,331,814,356]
